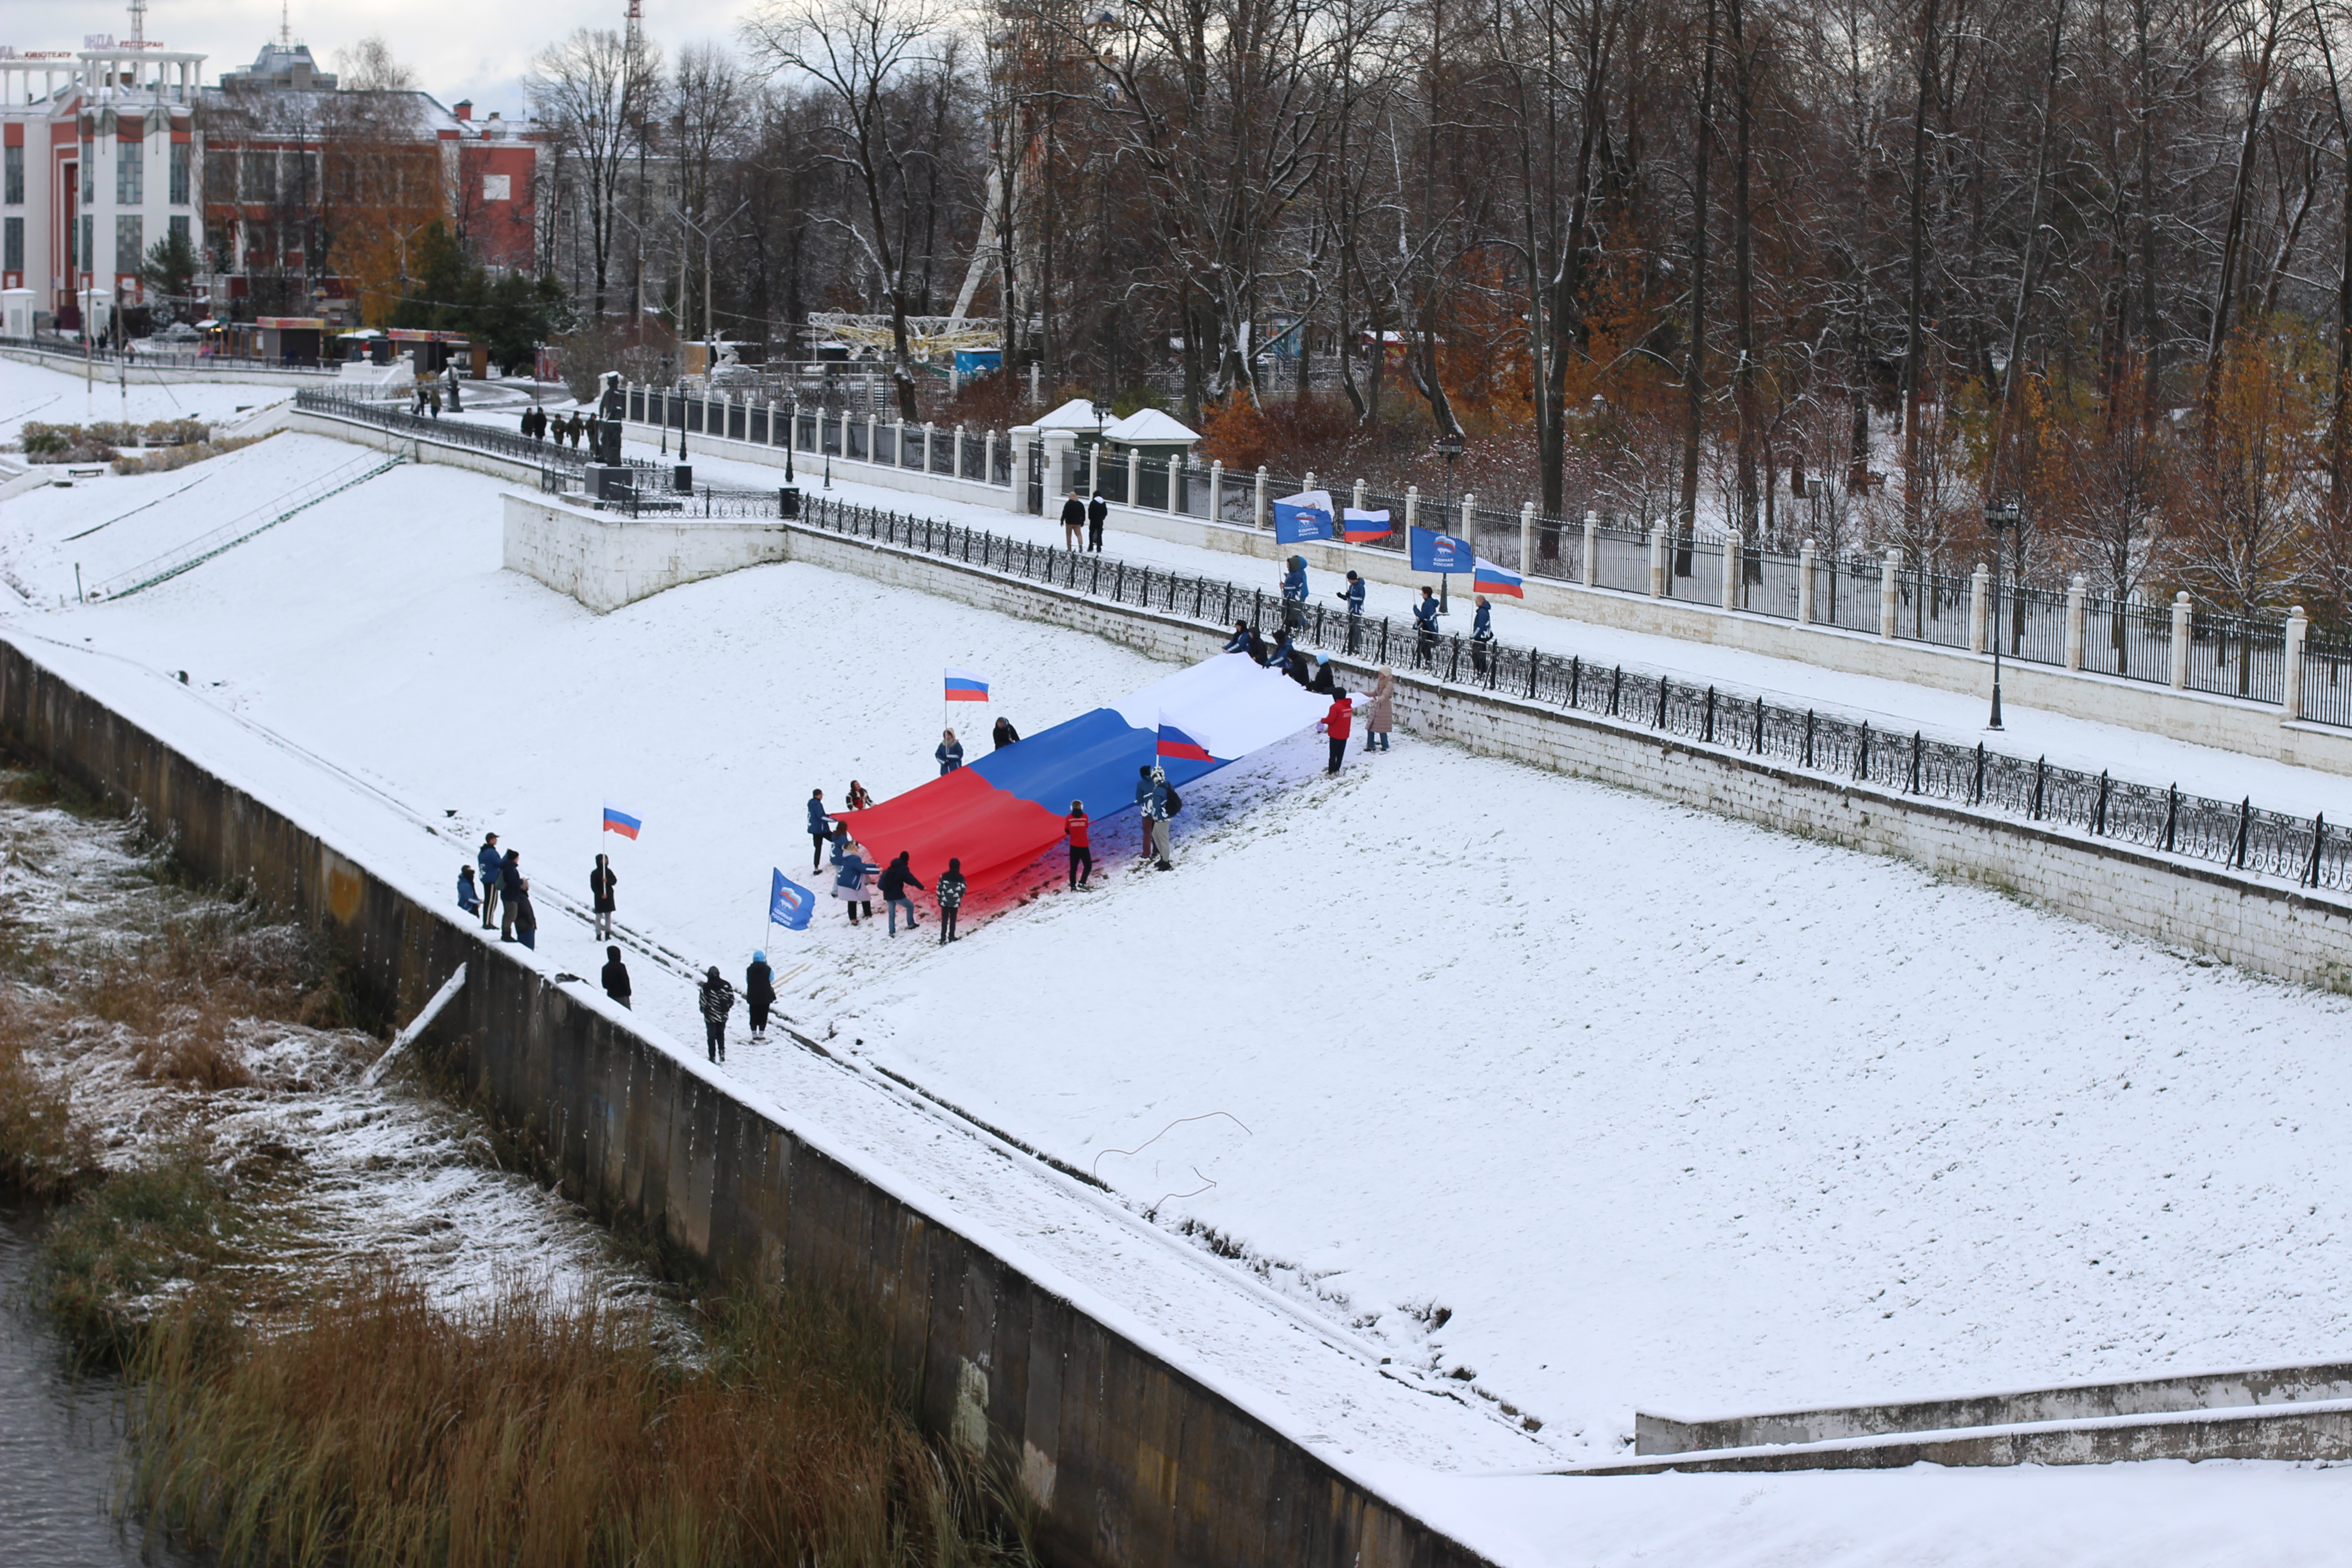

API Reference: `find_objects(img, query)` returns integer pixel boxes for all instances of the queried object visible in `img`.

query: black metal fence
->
[617,382,2351,733]
[768,490,2349,894]
[296,390,663,483]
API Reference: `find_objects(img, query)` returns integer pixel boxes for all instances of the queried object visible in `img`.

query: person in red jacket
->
[1064,800,1093,889]
[1323,691,1353,774]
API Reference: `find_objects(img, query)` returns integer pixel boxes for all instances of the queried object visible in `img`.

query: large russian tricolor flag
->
[945,667,990,702]
[837,656,1327,887]
[1472,557,1524,598]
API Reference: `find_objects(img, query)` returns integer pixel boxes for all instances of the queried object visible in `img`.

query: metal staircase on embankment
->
[89,448,407,601]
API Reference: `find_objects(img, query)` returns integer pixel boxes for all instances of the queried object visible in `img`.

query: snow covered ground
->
[8,359,2352,1562]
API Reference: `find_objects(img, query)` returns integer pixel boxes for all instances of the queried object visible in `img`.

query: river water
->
[0,1201,201,1568]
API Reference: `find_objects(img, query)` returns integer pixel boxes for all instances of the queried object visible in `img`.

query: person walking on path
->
[1338,571,1366,653]
[499,849,524,941]
[590,853,618,940]
[833,842,875,924]
[936,729,965,774]
[1087,490,1108,551]
[1064,801,1093,889]
[519,406,536,441]
[1470,593,1494,676]
[601,945,632,1008]
[744,951,776,1041]
[1367,666,1395,751]
[476,834,502,930]
[698,966,735,1063]
[1280,555,1308,631]
[992,715,1021,749]
[844,780,873,812]
[511,875,539,950]
[1412,586,1441,669]
[426,383,442,418]
[936,858,968,943]
[807,789,834,871]
[878,851,926,936]
[1061,489,1087,549]
[1322,691,1354,773]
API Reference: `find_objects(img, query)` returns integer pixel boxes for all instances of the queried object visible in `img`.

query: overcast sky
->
[8,0,755,118]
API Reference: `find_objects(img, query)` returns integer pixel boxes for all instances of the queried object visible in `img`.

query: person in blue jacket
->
[1222,619,1253,655]
[457,864,479,915]
[475,833,503,931]
[1412,586,1441,668]
[936,728,965,774]
[1336,571,1366,653]
[1470,593,1495,674]
[1280,555,1308,629]
[806,788,834,870]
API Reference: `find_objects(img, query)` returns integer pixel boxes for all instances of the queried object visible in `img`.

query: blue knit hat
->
[753,950,766,963]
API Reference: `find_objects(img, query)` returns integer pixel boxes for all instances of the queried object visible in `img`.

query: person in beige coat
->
[1367,667,1395,751]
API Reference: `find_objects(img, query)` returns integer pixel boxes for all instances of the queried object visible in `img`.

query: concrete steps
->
[1556,1361,2352,1474]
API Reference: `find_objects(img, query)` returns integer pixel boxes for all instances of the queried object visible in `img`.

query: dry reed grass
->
[0,987,97,1196]
[127,1272,1035,1568]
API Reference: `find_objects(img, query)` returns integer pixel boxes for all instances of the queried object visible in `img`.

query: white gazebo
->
[1102,407,1203,462]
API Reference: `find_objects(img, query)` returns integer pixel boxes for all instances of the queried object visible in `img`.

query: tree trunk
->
[1729,0,1759,533]
[1901,0,1940,533]
[1677,0,1720,535]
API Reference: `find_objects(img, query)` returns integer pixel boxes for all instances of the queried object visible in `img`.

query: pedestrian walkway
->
[640,436,2352,820]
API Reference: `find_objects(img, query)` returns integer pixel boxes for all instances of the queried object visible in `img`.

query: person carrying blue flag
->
[745,951,776,1041]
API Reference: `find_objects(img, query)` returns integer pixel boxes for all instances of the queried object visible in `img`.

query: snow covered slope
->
[10,370,2352,1562]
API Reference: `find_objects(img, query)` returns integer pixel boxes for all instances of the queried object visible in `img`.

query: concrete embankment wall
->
[0,635,1497,1568]
[503,493,2352,992]
[0,343,339,391]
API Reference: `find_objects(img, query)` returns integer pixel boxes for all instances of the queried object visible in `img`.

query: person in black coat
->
[745,951,776,1040]
[1087,490,1108,551]
[499,850,524,941]
[878,851,926,936]
[936,858,968,943]
[590,853,617,940]
[1060,489,1087,549]
[601,945,632,1008]
[992,715,1020,749]
[698,966,735,1063]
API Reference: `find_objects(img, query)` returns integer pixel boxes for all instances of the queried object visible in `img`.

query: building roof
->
[1034,397,1112,432]
[1104,408,1201,445]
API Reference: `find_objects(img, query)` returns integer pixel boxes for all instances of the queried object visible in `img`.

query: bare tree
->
[528,27,662,320]
[745,0,958,418]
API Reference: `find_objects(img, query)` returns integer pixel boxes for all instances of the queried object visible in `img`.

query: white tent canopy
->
[1103,408,1202,446]
[1033,397,1111,432]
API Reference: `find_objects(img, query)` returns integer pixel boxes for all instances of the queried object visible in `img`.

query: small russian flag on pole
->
[602,802,643,839]
[944,667,990,702]
[1341,507,1392,542]
[1472,557,1524,598]
[1156,720,1214,763]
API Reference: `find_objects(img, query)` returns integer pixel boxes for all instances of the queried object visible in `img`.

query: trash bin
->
[779,486,800,519]
[672,464,692,493]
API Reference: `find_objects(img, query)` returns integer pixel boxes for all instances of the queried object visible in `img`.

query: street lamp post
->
[1435,429,1465,613]
[1984,500,2019,731]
